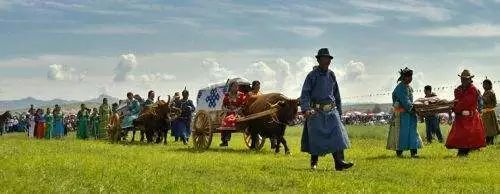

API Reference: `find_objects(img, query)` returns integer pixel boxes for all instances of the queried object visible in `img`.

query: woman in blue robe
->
[300,48,353,171]
[121,92,141,141]
[386,68,422,157]
[53,105,65,138]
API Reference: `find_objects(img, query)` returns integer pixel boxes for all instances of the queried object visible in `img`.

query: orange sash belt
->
[394,107,405,113]
[482,108,495,113]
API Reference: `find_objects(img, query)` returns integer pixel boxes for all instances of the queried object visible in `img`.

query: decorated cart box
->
[196,83,227,111]
[192,78,266,150]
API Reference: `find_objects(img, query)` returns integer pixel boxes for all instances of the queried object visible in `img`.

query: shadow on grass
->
[289,166,356,173]
[365,154,430,160]
[107,140,167,147]
[170,147,275,155]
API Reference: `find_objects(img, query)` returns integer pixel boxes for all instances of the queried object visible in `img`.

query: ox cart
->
[192,78,275,150]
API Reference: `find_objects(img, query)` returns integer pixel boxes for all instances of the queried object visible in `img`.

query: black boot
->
[396,150,403,157]
[457,149,470,157]
[311,155,318,170]
[333,151,354,171]
[486,137,494,145]
[410,149,419,158]
[219,141,228,147]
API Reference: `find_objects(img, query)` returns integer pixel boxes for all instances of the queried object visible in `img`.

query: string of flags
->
[344,80,500,100]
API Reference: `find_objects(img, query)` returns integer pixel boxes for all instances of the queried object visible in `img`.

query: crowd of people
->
[4,104,67,139]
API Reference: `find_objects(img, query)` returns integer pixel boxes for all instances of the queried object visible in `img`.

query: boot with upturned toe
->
[219,141,228,147]
[335,161,354,171]
[333,151,354,171]
[410,149,419,158]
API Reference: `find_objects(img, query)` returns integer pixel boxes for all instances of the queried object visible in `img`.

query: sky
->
[1,0,500,104]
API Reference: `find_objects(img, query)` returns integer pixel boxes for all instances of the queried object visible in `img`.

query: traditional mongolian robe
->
[387,83,423,151]
[89,113,99,138]
[300,67,350,155]
[99,104,111,139]
[52,112,65,138]
[44,113,53,139]
[171,99,182,139]
[121,99,140,129]
[109,112,120,141]
[446,85,486,149]
[34,113,45,139]
[221,92,247,129]
[76,110,89,139]
[482,90,500,138]
[177,99,195,139]
[28,115,35,138]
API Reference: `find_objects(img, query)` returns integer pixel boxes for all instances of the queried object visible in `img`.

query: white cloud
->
[343,60,366,81]
[78,70,88,82]
[466,0,484,6]
[49,25,157,35]
[138,73,176,83]
[114,54,137,82]
[279,26,325,37]
[307,13,384,25]
[409,23,500,37]
[347,0,452,22]
[201,57,317,98]
[156,17,201,27]
[244,61,278,90]
[47,64,75,81]
[202,59,235,83]
[205,29,249,37]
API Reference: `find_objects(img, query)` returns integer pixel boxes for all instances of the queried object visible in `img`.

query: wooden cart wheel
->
[244,130,266,150]
[192,110,213,150]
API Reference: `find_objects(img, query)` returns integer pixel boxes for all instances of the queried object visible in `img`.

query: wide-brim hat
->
[458,69,474,79]
[315,48,333,59]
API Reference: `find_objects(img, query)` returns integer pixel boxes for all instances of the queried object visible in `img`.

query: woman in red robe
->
[446,70,486,157]
[34,109,46,139]
[219,81,247,147]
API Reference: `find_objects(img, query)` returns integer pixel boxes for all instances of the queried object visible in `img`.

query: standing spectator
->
[45,108,53,139]
[481,78,499,145]
[423,85,444,143]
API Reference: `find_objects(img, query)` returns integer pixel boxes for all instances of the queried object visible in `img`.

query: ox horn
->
[157,96,161,101]
[167,95,171,105]
[268,101,284,109]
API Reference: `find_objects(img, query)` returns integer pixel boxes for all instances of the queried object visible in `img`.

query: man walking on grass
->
[300,48,354,171]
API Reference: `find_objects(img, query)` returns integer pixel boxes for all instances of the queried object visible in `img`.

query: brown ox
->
[242,93,300,154]
[133,96,181,143]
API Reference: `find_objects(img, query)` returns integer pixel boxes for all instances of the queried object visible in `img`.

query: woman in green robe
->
[44,108,53,139]
[98,98,111,140]
[76,104,89,139]
[89,108,99,139]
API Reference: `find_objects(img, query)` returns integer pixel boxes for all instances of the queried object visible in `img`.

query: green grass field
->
[1,124,499,193]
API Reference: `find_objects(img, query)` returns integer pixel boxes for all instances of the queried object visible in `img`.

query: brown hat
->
[458,69,474,79]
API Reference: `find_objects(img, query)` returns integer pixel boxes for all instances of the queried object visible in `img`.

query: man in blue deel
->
[300,48,354,171]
